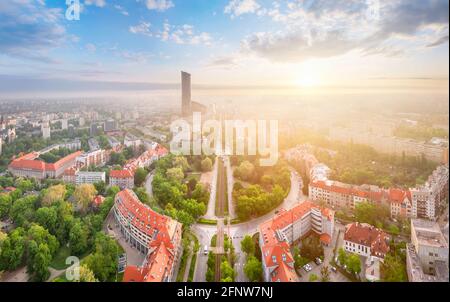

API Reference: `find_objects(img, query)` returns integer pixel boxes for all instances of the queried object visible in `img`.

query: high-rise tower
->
[181,71,191,116]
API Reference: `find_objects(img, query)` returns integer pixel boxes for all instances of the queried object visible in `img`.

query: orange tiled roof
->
[110,170,134,179]
[344,223,390,257]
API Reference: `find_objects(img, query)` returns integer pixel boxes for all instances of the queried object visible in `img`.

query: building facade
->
[109,170,134,189]
[343,222,390,259]
[258,201,334,282]
[114,189,183,282]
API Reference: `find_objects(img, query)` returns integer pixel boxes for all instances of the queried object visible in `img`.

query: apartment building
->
[343,222,390,259]
[109,170,134,189]
[408,219,448,279]
[310,165,449,221]
[76,149,110,168]
[258,201,334,282]
[410,165,449,221]
[75,171,106,185]
[114,189,183,282]
[8,151,82,179]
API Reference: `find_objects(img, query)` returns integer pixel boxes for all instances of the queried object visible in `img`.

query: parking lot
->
[297,223,350,282]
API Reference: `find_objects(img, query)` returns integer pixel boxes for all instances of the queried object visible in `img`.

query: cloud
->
[129,22,152,36]
[130,20,213,46]
[238,0,449,62]
[146,0,174,12]
[0,0,66,63]
[426,35,449,47]
[85,43,97,53]
[206,56,240,69]
[85,0,106,7]
[224,0,261,18]
[114,4,129,16]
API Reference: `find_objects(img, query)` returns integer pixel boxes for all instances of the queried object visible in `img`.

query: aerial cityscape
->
[0,0,449,287]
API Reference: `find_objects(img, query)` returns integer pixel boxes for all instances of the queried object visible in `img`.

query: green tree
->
[106,186,120,198]
[346,253,361,275]
[93,181,106,195]
[27,242,52,281]
[243,256,262,282]
[84,232,119,282]
[235,161,255,181]
[15,178,34,192]
[0,228,26,271]
[42,184,66,207]
[201,157,213,172]
[309,273,318,282]
[134,168,148,187]
[77,265,98,282]
[240,235,255,256]
[381,254,407,282]
[166,167,184,183]
[35,207,58,235]
[220,260,235,282]
[73,184,97,212]
[10,195,37,227]
[69,220,89,256]
[337,248,347,266]
[173,156,190,172]
[134,187,149,205]
[0,193,12,218]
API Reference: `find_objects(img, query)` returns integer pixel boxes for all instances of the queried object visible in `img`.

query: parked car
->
[303,264,313,272]
[315,257,323,265]
[331,266,337,273]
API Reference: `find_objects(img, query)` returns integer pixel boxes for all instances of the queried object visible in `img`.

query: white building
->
[410,165,449,220]
[75,171,106,185]
[258,201,334,282]
[42,123,51,139]
[343,222,390,259]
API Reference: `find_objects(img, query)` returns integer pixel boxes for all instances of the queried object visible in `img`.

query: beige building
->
[409,219,448,277]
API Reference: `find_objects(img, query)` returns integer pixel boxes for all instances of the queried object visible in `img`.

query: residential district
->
[0,73,449,283]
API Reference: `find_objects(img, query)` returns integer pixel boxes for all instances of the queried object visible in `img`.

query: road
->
[192,168,304,281]
[203,158,218,219]
[144,171,154,199]
[224,157,236,218]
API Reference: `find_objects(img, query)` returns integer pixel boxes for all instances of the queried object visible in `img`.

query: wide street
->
[191,165,305,282]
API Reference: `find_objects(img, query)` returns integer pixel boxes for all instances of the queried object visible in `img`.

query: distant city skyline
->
[0,0,448,94]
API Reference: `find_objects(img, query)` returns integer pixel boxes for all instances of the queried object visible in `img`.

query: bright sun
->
[294,62,322,88]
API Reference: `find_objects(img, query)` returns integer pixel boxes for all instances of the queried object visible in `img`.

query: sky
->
[0,0,449,93]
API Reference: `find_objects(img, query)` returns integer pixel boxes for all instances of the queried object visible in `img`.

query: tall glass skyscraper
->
[181,71,191,116]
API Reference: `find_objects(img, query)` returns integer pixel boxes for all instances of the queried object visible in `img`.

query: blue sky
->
[0,0,448,91]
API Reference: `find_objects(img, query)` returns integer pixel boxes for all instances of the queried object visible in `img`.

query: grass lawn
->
[50,246,72,270]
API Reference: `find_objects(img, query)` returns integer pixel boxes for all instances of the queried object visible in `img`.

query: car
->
[303,264,313,272]
[204,245,208,255]
[331,266,337,273]
[315,257,322,265]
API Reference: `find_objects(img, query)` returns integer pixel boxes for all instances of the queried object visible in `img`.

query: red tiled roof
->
[388,188,409,204]
[9,151,81,172]
[116,189,174,248]
[320,233,331,245]
[93,195,105,206]
[110,170,134,179]
[344,223,390,257]
[117,189,181,283]
[259,200,334,282]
